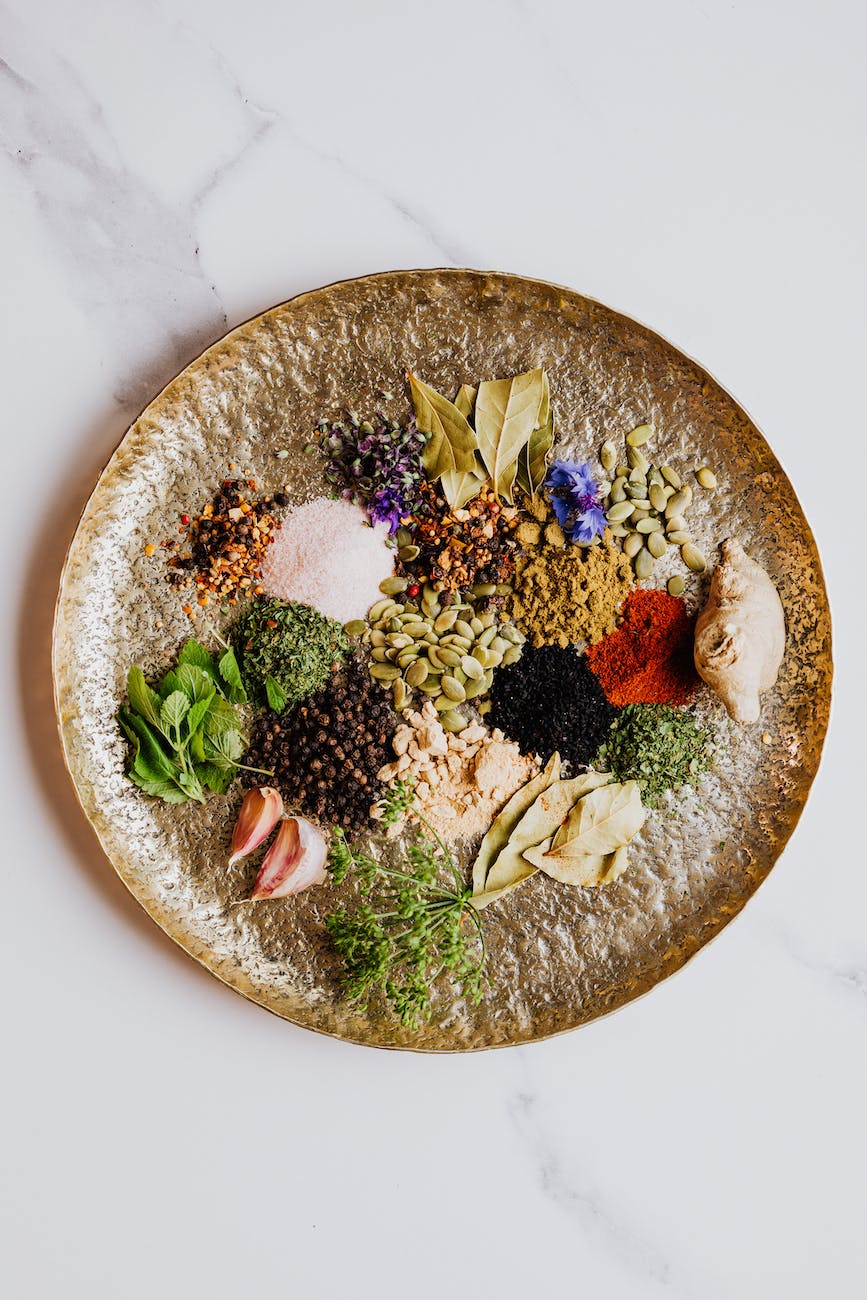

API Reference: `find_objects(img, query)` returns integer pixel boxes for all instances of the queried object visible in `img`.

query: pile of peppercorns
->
[166,479,288,610]
[245,656,397,832]
[397,480,520,594]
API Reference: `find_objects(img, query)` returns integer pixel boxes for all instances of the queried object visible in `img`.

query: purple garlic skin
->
[229,787,284,866]
[694,538,785,725]
[251,816,328,900]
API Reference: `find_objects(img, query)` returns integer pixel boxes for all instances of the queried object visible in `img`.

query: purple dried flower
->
[544,459,608,544]
[314,411,427,533]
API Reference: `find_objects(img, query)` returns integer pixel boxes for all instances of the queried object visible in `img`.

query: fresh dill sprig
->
[324,779,488,1030]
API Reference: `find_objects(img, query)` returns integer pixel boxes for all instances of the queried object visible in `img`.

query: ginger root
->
[693,539,785,724]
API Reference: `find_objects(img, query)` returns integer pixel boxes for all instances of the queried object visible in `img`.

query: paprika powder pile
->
[586,588,698,706]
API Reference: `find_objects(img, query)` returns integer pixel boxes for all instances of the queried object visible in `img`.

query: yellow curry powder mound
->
[508,531,634,648]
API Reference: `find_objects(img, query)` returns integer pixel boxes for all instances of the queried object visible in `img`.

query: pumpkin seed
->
[626,446,650,474]
[490,636,510,656]
[629,498,652,511]
[370,662,401,681]
[398,544,420,562]
[470,616,484,635]
[478,626,498,648]
[403,623,430,639]
[396,650,418,670]
[454,619,474,640]
[628,466,646,486]
[464,674,489,699]
[426,645,445,670]
[696,466,717,489]
[485,649,503,668]
[462,656,484,681]
[446,634,473,652]
[478,609,496,628]
[395,526,412,547]
[369,629,387,648]
[661,465,682,489]
[631,507,650,523]
[441,675,466,702]
[371,647,390,663]
[433,609,458,633]
[667,575,686,597]
[405,660,429,687]
[609,476,627,504]
[500,625,524,645]
[634,548,654,580]
[648,484,668,512]
[616,464,630,479]
[666,514,686,534]
[502,646,523,665]
[666,530,691,545]
[607,501,634,524]
[600,439,617,471]
[647,466,664,488]
[636,517,663,534]
[437,646,463,668]
[421,599,440,619]
[647,531,668,558]
[623,531,644,558]
[388,632,413,649]
[624,481,647,499]
[379,575,408,596]
[626,423,653,447]
[367,598,392,622]
[344,619,367,637]
[665,489,691,519]
[392,678,409,710]
[433,693,457,712]
[417,679,441,695]
[472,646,491,667]
[440,710,467,733]
[471,582,497,597]
[495,582,513,595]
[681,542,707,573]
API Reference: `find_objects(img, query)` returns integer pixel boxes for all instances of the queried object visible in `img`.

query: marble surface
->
[1,2,863,1296]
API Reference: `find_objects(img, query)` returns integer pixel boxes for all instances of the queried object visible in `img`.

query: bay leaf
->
[549,780,645,858]
[471,877,533,911]
[454,384,477,419]
[471,752,560,895]
[516,408,554,497]
[529,843,630,888]
[409,372,478,481]
[475,368,546,501]
[484,771,609,894]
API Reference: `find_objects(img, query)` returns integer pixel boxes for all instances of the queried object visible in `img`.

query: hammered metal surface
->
[53,270,832,1050]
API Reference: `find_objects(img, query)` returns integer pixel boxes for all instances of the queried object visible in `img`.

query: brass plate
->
[53,270,832,1050]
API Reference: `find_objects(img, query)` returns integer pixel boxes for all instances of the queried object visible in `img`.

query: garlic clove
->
[251,816,328,900]
[228,786,284,866]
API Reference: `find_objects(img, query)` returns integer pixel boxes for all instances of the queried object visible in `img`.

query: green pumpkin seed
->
[426,645,445,670]
[647,531,668,558]
[388,632,413,649]
[369,629,387,648]
[454,619,474,640]
[623,531,644,558]
[462,656,484,681]
[681,542,707,573]
[470,616,484,635]
[485,649,503,668]
[392,678,409,710]
[379,575,408,596]
[344,619,367,637]
[495,582,513,595]
[624,481,647,499]
[629,498,652,511]
[626,423,653,448]
[398,544,420,562]
[464,674,489,699]
[661,465,682,489]
[404,623,430,639]
[397,650,418,670]
[472,646,491,667]
[628,466,647,486]
[477,626,498,648]
[437,646,463,668]
[501,646,523,665]
[634,548,654,580]
[609,476,627,504]
[405,660,429,687]
[441,675,466,702]
[417,679,441,695]
[370,662,401,681]
[647,466,664,488]
[616,464,630,479]
[665,489,691,519]
[395,526,412,547]
[666,530,691,545]
[648,484,668,512]
[666,514,686,534]
[667,575,686,597]
[440,710,467,733]
[631,507,650,523]
[433,693,457,712]
[696,466,717,489]
[371,647,390,663]
[367,598,392,622]
[626,446,650,474]
[636,517,663,534]
[471,582,497,597]
[478,609,496,628]
[433,609,458,633]
[490,636,510,655]
[500,625,523,644]
[600,439,617,471]
[607,501,634,524]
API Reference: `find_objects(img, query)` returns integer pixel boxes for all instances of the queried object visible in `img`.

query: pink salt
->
[259,497,394,623]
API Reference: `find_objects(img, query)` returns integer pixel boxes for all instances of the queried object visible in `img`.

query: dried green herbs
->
[235,597,348,713]
[119,639,257,804]
[594,703,714,807]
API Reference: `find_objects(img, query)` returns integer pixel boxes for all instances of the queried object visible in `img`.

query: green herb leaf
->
[177,639,218,679]
[265,675,288,712]
[185,691,217,741]
[119,708,181,783]
[204,728,245,769]
[516,372,554,498]
[196,761,237,795]
[160,690,190,734]
[218,647,247,704]
[126,666,164,732]
[475,368,546,502]
[409,372,478,482]
[127,771,190,803]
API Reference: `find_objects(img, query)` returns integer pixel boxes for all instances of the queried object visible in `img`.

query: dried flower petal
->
[228,786,283,866]
[250,816,328,899]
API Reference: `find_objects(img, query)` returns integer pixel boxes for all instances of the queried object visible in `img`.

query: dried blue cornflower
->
[315,411,426,534]
[544,459,608,544]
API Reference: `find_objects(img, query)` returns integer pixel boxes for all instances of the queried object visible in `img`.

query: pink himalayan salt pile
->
[259,497,394,623]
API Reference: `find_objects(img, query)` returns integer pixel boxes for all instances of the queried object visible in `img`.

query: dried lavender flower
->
[315,411,427,533]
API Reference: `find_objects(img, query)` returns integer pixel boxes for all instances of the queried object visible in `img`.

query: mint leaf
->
[265,674,288,712]
[160,690,190,733]
[196,761,237,795]
[177,639,218,679]
[185,691,217,741]
[128,771,189,802]
[218,648,247,704]
[127,666,164,731]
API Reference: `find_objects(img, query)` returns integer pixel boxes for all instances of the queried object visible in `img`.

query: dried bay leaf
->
[483,771,609,894]
[475,368,546,501]
[516,409,554,498]
[409,372,478,481]
[523,842,630,888]
[471,752,560,895]
[549,780,645,858]
[454,384,477,419]
[440,383,487,508]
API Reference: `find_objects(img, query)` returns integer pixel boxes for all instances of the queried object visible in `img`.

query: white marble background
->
[2,1,864,1296]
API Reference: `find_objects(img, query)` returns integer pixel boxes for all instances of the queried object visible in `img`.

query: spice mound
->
[594,703,714,808]
[245,657,397,832]
[259,497,394,624]
[587,588,698,706]
[315,411,427,532]
[377,702,539,842]
[235,597,348,712]
[488,644,618,769]
[399,479,520,593]
[167,478,284,607]
[508,533,633,648]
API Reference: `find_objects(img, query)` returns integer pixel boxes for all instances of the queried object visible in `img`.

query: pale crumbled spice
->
[377,701,539,843]
[508,533,633,648]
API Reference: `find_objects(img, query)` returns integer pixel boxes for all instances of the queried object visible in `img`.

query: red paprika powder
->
[587,588,698,706]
